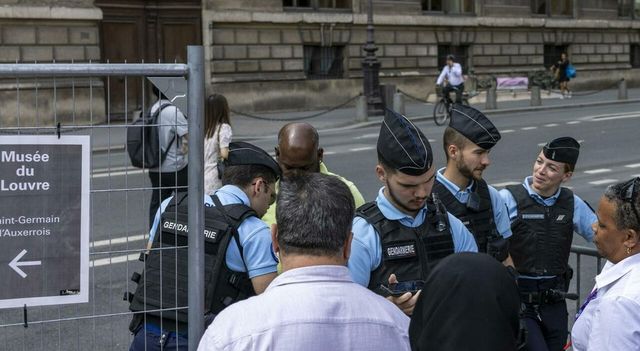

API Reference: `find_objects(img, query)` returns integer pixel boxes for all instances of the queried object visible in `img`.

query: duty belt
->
[520,289,578,305]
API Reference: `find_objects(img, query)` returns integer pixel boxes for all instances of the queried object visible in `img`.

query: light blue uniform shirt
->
[498,176,596,279]
[348,187,479,287]
[148,185,277,279]
[435,168,512,239]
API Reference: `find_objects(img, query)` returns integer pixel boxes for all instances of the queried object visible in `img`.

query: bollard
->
[355,95,368,122]
[393,92,405,115]
[530,85,541,106]
[618,79,628,100]
[485,86,497,110]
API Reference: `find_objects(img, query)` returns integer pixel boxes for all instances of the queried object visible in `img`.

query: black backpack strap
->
[153,101,176,162]
[210,195,255,270]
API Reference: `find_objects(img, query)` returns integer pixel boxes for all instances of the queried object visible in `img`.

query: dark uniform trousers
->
[519,278,568,351]
[129,324,188,351]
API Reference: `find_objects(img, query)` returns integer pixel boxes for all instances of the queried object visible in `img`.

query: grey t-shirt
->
[148,100,188,173]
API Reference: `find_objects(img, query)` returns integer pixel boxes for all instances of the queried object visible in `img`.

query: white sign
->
[0,135,90,308]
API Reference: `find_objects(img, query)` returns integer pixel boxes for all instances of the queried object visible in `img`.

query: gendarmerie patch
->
[522,213,545,220]
[383,241,417,260]
[162,219,219,241]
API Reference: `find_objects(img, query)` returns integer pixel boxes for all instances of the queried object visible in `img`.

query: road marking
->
[590,113,640,122]
[584,169,611,175]
[324,151,337,156]
[544,123,559,127]
[491,181,520,187]
[625,163,640,168]
[349,146,376,152]
[567,121,581,125]
[354,133,378,140]
[92,234,147,248]
[521,126,537,130]
[92,170,145,179]
[501,129,515,134]
[91,254,139,268]
[589,179,618,186]
[428,139,436,143]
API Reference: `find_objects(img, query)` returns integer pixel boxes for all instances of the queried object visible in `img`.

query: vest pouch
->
[486,236,509,262]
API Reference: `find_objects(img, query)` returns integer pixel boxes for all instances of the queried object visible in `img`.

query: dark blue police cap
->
[377,109,433,176]
[227,141,282,179]
[449,104,501,150]
[543,137,580,165]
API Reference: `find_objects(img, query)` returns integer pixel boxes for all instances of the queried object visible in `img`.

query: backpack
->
[127,101,174,169]
[566,64,576,79]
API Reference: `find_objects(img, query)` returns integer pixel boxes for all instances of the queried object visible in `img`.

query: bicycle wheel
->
[433,100,449,126]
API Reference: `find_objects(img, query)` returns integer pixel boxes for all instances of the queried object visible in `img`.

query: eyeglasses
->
[621,177,640,223]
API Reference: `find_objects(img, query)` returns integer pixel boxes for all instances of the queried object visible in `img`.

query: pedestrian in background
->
[198,173,411,351]
[409,252,524,351]
[552,53,571,99]
[571,177,640,351]
[147,86,189,226]
[499,137,596,351]
[204,93,232,194]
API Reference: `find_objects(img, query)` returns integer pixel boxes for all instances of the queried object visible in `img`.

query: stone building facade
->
[205,0,640,112]
[2,0,640,122]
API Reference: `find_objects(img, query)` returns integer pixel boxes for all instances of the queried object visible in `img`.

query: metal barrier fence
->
[0,46,205,350]
[569,245,603,312]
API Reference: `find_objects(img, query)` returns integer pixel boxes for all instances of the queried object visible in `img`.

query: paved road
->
[1,102,639,350]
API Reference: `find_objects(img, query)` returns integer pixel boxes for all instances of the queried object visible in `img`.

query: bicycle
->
[433,86,474,126]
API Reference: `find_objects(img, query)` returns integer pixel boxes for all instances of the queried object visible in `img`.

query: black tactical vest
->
[432,178,498,253]
[128,192,257,333]
[506,185,574,276]
[356,198,455,294]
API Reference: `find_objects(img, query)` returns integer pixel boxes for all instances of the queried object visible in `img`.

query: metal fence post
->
[187,45,206,350]
[530,85,541,106]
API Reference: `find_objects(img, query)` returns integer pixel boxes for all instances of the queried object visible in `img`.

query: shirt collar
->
[523,176,561,205]
[436,167,474,194]
[376,187,427,221]
[596,254,640,289]
[213,185,251,206]
[267,265,353,291]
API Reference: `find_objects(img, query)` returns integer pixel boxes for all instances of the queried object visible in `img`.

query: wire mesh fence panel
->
[0,56,203,351]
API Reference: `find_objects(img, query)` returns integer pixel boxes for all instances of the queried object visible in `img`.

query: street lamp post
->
[361,0,383,114]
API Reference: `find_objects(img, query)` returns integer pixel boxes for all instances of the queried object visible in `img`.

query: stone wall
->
[0,5,104,126]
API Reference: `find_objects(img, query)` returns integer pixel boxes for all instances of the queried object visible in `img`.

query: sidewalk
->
[87,87,640,152]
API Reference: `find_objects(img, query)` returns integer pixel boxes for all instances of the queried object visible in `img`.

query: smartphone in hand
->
[379,280,425,297]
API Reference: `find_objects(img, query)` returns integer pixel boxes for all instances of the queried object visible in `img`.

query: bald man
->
[262,123,366,227]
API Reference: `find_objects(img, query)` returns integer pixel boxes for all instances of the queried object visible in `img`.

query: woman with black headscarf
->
[409,252,523,351]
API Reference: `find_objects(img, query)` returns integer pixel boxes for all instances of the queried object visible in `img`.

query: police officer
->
[499,137,596,351]
[431,104,513,264]
[348,109,478,315]
[128,141,281,351]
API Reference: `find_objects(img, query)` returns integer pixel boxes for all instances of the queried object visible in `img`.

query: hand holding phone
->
[379,280,425,297]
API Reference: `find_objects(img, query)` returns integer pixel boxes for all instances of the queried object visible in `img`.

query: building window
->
[544,45,568,68]
[631,44,640,68]
[422,0,443,12]
[304,45,345,79]
[532,0,572,16]
[283,0,351,10]
[423,0,473,14]
[438,45,470,73]
[619,0,640,17]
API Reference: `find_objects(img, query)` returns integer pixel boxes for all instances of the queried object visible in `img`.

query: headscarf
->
[409,252,522,351]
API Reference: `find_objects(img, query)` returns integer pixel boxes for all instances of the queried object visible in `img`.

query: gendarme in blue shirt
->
[348,187,478,287]
[435,167,512,239]
[498,176,596,279]
[148,185,277,279]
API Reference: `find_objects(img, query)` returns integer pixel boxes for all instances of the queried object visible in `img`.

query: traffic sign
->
[0,135,90,308]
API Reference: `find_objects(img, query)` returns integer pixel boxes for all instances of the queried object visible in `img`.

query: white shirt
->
[571,253,640,350]
[198,265,411,351]
[436,63,464,86]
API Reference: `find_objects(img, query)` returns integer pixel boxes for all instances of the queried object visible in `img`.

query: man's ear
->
[274,146,280,158]
[375,164,386,183]
[447,144,459,160]
[343,232,353,261]
[318,147,324,163]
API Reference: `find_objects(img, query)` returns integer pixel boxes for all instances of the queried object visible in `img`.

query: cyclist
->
[436,54,465,104]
